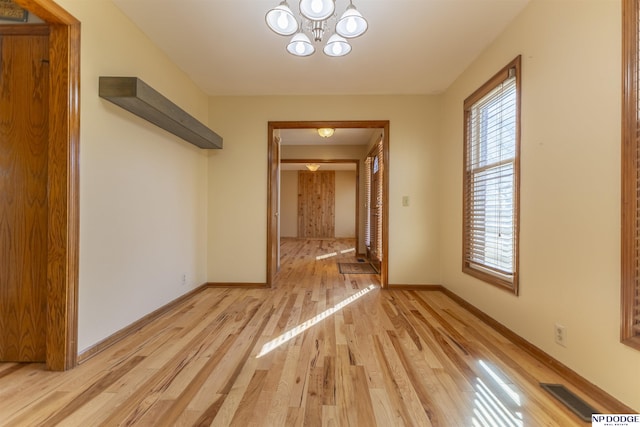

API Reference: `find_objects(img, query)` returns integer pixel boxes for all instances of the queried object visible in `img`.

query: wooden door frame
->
[14,0,80,370]
[267,120,389,288]
[364,140,384,272]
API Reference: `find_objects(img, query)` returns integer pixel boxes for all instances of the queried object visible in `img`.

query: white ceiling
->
[279,128,378,145]
[111,0,530,96]
[110,0,529,163]
[278,128,375,170]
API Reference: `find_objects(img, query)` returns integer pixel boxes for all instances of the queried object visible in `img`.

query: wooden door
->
[270,135,281,277]
[368,149,383,272]
[298,171,335,238]
[0,30,49,362]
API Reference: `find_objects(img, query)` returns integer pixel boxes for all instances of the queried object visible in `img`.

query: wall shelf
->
[99,76,222,149]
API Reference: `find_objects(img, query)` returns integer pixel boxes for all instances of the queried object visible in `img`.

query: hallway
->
[0,238,619,425]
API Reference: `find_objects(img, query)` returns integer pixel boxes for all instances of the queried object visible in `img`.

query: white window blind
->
[374,151,383,262]
[463,57,520,292]
[369,140,383,263]
[364,157,371,248]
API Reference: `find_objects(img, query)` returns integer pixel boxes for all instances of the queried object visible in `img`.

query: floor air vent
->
[540,383,599,422]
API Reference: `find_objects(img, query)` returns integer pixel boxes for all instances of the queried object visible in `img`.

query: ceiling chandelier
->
[265,0,368,57]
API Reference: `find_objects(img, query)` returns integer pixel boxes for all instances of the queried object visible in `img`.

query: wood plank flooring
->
[0,238,618,425]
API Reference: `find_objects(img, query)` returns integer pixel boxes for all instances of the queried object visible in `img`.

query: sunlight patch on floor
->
[472,360,523,427]
[256,284,376,358]
[315,247,355,260]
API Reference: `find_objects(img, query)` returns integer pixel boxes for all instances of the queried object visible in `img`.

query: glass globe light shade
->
[323,34,351,57]
[317,128,335,137]
[265,1,298,36]
[299,0,335,21]
[287,32,315,56]
[335,4,367,38]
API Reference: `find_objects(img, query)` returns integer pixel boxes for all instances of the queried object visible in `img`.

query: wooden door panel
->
[0,33,49,361]
[298,171,335,238]
[368,147,383,272]
[370,166,381,269]
[270,135,280,278]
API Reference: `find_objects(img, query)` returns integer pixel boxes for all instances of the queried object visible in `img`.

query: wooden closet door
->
[0,31,49,362]
[298,171,335,238]
[367,142,383,273]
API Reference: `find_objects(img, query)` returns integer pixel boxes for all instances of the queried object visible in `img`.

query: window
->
[463,56,521,293]
[621,0,640,350]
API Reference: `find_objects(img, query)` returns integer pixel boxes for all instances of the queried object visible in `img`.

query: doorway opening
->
[267,121,389,288]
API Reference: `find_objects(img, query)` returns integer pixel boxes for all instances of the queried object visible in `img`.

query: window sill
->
[621,335,640,351]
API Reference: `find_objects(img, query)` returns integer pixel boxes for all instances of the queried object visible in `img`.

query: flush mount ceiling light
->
[317,128,335,138]
[266,0,368,57]
[306,163,321,171]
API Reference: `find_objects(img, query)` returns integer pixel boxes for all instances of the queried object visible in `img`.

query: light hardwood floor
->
[0,238,627,426]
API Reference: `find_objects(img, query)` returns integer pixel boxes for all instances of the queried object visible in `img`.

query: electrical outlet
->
[402,195,410,207]
[554,323,567,347]
[181,273,187,287]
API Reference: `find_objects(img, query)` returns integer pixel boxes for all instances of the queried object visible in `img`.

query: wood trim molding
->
[387,284,445,291]
[621,0,640,350]
[206,282,269,288]
[78,284,211,364]
[381,123,390,289]
[13,0,81,371]
[268,120,389,130]
[282,159,360,165]
[267,123,278,287]
[14,0,78,23]
[268,120,390,288]
[0,23,49,35]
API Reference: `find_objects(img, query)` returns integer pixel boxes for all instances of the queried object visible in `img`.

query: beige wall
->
[280,170,356,238]
[208,96,442,284]
[439,0,639,411]
[335,171,356,238]
[58,0,210,351]
[282,144,367,160]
